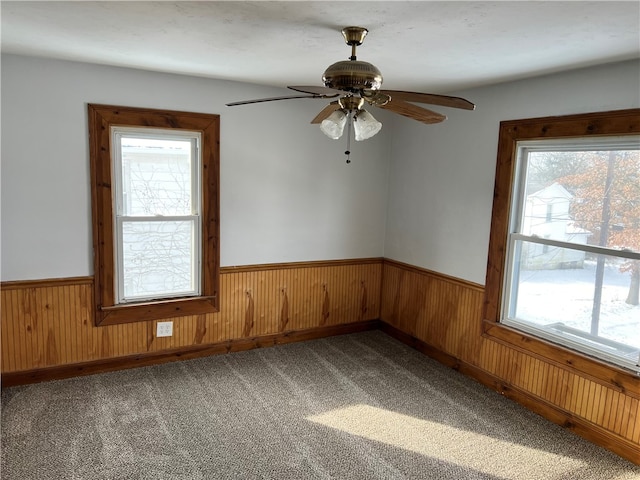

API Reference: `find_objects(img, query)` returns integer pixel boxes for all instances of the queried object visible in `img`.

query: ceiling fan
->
[227,26,475,160]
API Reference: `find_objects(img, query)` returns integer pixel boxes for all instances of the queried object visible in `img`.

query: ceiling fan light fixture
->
[226,25,475,150]
[353,109,382,141]
[320,109,348,139]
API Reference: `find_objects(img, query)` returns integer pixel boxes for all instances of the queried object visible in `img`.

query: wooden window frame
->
[88,104,220,326]
[483,109,640,395]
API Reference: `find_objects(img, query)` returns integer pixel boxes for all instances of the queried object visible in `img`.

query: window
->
[89,105,219,326]
[113,129,201,303]
[484,109,640,379]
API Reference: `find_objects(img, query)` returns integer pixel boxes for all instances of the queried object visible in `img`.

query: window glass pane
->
[120,136,193,216]
[508,240,640,364]
[522,149,640,251]
[122,220,196,300]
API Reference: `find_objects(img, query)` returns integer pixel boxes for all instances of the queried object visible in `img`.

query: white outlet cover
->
[157,321,173,337]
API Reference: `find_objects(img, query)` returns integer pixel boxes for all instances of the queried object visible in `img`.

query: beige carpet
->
[2,331,639,479]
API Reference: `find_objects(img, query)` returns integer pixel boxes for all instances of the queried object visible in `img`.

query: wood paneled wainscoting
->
[1,259,382,385]
[380,259,639,464]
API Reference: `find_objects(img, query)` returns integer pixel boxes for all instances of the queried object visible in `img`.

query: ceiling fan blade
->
[311,102,341,124]
[380,90,475,111]
[288,85,343,96]
[226,94,333,106]
[378,99,447,124]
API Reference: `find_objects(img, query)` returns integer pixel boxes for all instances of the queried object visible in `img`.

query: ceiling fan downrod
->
[342,26,368,60]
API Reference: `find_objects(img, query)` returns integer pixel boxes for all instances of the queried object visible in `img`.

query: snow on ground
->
[515,260,640,351]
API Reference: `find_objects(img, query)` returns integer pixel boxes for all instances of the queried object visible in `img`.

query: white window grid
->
[111,126,202,304]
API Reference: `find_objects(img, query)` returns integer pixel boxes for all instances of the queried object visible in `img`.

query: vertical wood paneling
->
[630,399,640,443]
[294,267,306,330]
[379,261,640,447]
[2,260,382,375]
[608,390,620,432]
[534,357,544,396]
[616,394,629,438]
[8,291,17,370]
[568,374,580,415]
[244,288,255,337]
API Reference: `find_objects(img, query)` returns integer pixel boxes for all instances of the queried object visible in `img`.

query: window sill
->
[96,295,218,326]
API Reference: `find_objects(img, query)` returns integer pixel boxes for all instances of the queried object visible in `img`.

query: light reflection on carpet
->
[308,404,586,479]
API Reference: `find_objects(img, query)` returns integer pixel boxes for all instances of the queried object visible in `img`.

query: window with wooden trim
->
[88,105,220,326]
[484,109,640,378]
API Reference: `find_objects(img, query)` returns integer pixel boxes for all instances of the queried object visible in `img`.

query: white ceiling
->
[2,1,639,93]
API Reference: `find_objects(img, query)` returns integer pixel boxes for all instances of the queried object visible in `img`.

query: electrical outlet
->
[157,321,173,337]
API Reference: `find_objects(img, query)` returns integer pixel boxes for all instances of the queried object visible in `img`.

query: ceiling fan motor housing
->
[322,60,383,92]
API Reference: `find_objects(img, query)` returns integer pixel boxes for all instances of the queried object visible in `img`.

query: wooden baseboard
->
[379,322,640,466]
[1,320,381,388]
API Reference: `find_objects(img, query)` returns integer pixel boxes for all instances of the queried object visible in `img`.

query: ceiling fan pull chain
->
[345,113,352,164]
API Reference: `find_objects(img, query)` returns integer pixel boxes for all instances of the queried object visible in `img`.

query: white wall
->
[0,55,391,281]
[384,60,640,285]
[3,55,638,284]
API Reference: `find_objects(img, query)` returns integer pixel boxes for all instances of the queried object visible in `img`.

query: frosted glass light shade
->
[353,109,382,141]
[320,110,347,139]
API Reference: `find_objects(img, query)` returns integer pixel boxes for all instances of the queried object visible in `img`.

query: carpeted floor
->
[2,331,639,479]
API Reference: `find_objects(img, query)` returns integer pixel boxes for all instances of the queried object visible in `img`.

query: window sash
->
[112,127,202,304]
[115,216,201,303]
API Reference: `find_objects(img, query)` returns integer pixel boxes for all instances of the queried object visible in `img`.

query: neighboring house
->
[522,183,591,269]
